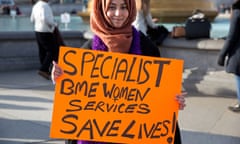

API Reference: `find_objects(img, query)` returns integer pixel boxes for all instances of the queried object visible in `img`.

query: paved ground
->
[0,69,239,144]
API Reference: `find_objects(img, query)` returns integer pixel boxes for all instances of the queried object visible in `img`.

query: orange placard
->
[50,46,184,144]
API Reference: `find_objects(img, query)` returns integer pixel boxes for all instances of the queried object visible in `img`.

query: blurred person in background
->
[30,0,59,80]
[218,0,240,112]
[132,0,169,45]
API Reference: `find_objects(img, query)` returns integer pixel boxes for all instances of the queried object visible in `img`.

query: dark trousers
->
[35,32,59,73]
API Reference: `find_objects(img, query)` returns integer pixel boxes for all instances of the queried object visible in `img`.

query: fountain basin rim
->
[0,31,84,40]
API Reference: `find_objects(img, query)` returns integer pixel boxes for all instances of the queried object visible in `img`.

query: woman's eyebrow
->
[109,3,116,6]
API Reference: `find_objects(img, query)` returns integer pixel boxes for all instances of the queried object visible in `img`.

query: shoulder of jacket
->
[139,31,150,43]
[81,39,92,49]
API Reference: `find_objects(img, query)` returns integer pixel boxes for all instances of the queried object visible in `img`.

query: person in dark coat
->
[51,0,187,143]
[218,0,240,112]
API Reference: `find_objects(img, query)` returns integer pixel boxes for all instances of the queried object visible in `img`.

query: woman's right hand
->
[51,61,63,84]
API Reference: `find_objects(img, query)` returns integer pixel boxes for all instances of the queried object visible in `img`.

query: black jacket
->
[218,1,240,76]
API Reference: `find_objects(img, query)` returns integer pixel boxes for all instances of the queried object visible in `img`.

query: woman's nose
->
[115,9,120,16]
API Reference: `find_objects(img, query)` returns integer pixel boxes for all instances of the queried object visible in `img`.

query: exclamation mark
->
[167,112,177,144]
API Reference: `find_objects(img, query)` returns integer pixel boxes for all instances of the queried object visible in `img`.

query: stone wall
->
[0,31,225,73]
[159,38,235,96]
[0,31,85,71]
[0,32,235,95]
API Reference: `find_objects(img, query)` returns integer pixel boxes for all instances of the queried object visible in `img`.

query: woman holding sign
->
[51,0,186,143]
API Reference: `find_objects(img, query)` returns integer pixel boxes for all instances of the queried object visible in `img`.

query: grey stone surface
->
[0,69,239,144]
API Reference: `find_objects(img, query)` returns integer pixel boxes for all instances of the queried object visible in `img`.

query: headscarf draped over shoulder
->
[90,0,137,53]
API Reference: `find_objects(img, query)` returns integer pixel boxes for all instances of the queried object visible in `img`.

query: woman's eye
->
[121,5,127,10]
[109,6,116,10]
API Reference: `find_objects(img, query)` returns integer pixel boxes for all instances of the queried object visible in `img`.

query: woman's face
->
[106,0,129,28]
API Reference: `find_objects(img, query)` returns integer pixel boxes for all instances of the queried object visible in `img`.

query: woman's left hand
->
[176,92,187,110]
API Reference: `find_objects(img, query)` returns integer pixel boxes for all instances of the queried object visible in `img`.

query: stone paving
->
[0,69,239,144]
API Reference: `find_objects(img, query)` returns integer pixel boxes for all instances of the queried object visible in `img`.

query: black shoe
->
[38,70,50,80]
[228,104,240,112]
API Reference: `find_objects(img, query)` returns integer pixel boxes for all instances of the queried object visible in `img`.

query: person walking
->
[30,0,59,80]
[132,0,158,36]
[218,0,240,112]
[132,0,169,45]
[51,0,186,143]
